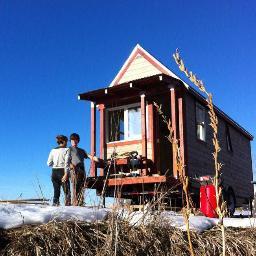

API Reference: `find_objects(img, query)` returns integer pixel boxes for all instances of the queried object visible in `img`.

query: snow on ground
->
[1,204,256,232]
[0,204,109,229]
[118,209,219,233]
[162,212,220,233]
[223,218,256,228]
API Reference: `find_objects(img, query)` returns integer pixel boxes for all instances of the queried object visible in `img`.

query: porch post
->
[90,102,96,177]
[170,87,177,178]
[178,97,185,176]
[148,103,155,163]
[140,93,147,175]
[99,104,105,176]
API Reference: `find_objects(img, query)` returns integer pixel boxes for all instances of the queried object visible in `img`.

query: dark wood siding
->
[185,93,253,205]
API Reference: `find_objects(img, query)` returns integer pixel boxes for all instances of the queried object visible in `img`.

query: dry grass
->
[173,49,227,255]
[1,218,256,256]
[154,102,195,255]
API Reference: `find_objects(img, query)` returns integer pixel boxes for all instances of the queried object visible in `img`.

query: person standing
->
[47,135,71,206]
[65,133,99,206]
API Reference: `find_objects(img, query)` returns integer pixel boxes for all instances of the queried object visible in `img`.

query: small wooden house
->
[79,44,253,208]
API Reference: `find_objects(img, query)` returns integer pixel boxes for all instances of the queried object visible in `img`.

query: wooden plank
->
[140,93,147,175]
[170,88,177,178]
[141,94,147,157]
[178,97,185,176]
[148,103,155,162]
[107,175,167,186]
[90,102,96,177]
[99,104,105,176]
[154,106,161,174]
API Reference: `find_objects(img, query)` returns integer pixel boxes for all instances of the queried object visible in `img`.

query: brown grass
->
[1,219,256,256]
[173,49,227,255]
[153,102,195,256]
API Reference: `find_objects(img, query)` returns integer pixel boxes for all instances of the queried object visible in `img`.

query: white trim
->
[109,45,140,87]
[106,102,148,143]
[196,102,206,142]
[135,44,175,77]
[109,44,182,87]
[108,44,190,91]
[91,102,95,108]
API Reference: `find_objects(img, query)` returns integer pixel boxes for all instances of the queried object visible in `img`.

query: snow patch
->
[118,210,219,233]
[0,204,109,229]
[1,204,256,232]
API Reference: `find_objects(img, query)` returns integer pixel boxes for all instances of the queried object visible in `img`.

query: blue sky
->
[0,0,255,201]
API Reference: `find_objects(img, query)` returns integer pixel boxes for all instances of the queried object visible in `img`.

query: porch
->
[79,74,186,189]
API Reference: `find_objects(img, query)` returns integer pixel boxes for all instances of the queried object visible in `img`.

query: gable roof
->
[79,44,253,140]
[109,44,185,87]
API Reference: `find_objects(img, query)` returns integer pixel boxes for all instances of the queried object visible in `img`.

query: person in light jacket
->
[47,135,71,206]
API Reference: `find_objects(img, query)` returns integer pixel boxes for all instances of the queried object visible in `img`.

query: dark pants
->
[71,167,86,206]
[51,168,71,206]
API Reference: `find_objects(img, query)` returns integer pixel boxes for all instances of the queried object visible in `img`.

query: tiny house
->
[79,45,253,208]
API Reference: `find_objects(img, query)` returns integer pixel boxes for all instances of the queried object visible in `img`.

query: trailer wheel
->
[226,187,236,216]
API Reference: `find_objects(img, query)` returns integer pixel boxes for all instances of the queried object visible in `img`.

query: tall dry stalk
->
[173,49,226,256]
[154,102,195,256]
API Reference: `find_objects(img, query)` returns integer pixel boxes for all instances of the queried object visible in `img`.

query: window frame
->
[106,103,146,143]
[195,102,206,142]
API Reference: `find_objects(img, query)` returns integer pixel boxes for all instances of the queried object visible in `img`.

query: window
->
[107,104,141,142]
[226,125,233,152]
[108,109,124,142]
[127,107,141,139]
[196,103,206,141]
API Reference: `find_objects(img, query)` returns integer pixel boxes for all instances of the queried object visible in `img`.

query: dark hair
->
[70,133,80,142]
[56,135,68,145]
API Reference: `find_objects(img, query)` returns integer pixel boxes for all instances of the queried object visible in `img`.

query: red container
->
[200,184,218,218]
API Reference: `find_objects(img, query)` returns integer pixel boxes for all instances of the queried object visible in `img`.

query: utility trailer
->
[79,45,254,210]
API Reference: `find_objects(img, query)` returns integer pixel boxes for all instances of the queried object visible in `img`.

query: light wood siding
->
[185,93,253,205]
[107,143,142,159]
[106,141,153,159]
[118,54,161,84]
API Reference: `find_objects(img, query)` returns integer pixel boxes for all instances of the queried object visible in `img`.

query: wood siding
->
[184,93,253,205]
[118,54,161,84]
[106,141,153,160]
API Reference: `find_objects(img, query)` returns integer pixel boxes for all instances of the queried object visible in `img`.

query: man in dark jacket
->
[65,133,99,206]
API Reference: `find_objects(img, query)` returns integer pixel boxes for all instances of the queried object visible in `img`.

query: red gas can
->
[200,184,218,218]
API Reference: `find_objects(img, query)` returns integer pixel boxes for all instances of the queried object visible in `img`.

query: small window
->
[196,103,206,141]
[107,105,141,142]
[226,125,233,152]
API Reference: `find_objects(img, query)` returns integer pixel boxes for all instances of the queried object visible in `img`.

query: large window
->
[107,105,141,142]
[196,103,206,141]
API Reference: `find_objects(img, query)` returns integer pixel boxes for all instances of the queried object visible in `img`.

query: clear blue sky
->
[0,0,255,200]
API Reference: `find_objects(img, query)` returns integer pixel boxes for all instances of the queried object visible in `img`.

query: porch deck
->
[85,175,179,190]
